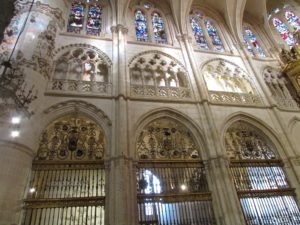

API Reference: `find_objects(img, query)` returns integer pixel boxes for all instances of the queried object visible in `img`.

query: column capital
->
[116,24,129,34]
[176,33,193,43]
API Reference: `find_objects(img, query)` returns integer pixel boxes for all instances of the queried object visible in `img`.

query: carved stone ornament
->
[225,122,277,160]
[48,44,112,95]
[37,115,105,161]
[129,51,192,99]
[136,118,200,160]
[202,59,263,106]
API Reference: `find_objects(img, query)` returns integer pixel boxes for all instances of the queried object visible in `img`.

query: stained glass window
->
[135,10,148,42]
[205,20,224,51]
[152,12,167,44]
[244,26,265,57]
[285,11,300,30]
[86,5,102,36]
[190,16,208,49]
[273,17,295,47]
[243,35,255,56]
[68,1,85,33]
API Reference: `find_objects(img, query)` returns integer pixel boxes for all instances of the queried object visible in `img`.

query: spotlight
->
[11,130,20,138]
[29,188,36,193]
[180,184,187,191]
[11,117,21,124]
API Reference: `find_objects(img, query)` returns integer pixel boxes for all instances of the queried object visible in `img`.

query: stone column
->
[0,141,34,225]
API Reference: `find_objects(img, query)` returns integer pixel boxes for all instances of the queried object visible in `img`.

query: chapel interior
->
[1,0,300,225]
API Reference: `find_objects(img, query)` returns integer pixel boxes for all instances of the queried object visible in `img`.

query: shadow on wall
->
[0,0,16,43]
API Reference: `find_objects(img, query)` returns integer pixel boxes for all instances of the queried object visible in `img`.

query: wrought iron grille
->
[22,161,105,225]
[230,160,300,225]
[136,161,216,225]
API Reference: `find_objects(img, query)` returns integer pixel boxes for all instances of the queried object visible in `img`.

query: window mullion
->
[202,20,214,50]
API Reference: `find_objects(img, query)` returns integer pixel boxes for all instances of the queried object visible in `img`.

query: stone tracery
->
[49,44,112,95]
[202,59,262,106]
[129,51,191,99]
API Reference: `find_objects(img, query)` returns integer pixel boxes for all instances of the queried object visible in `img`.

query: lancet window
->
[129,52,191,99]
[134,2,168,44]
[49,45,112,96]
[243,25,266,57]
[22,115,106,225]
[202,59,262,106]
[263,67,299,109]
[136,118,216,225]
[269,6,300,48]
[190,10,225,52]
[67,0,103,36]
[225,122,300,225]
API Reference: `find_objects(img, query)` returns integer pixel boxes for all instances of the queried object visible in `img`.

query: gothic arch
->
[132,107,208,160]
[220,112,286,159]
[35,100,112,155]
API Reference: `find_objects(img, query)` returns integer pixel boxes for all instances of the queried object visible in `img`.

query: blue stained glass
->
[205,20,224,51]
[190,16,208,49]
[244,27,265,57]
[152,12,167,44]
[135,10,148,42]
[243,35,255,56]
[285,11,300,30]
[86,5,102,36]
[273,17,295,47]
[68,1,85,33]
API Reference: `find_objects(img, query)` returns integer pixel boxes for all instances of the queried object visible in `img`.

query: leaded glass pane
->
[243,35,255,56]
[152,12,167,44]
[67,1,85,33]
[285,10,300,30]
[205,20,224,52]
[273,17,295,47]
[190,16,208,49]
[135,9,148,42]
[86,5,102,36]
[244,27,265,57]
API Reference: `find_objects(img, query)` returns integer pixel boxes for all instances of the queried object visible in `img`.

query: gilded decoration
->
[225,122,277,160]
[202,59,263,106]
[136,118,200,160]
[129,51,192,99]
[37,115,105,161]
[281,46,300,98]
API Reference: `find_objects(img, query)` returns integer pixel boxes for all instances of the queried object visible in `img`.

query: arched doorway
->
[22,114,106,225]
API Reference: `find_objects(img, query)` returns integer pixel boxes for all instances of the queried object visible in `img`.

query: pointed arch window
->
[151,12,167,44]
[67,0,103,36]
[135,9,149,42]
[205,20,224,51]
[243,25,266,57]
[133,3,169,45]
[190,11,225,52]
[273,17,295,47]
[226,122,300,225]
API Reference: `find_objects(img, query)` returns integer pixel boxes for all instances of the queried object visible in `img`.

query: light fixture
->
[0,0,37,118]
[11,130,20,138]
[11,116,21,124]
[180,184,187,191]
[29,187,36,193]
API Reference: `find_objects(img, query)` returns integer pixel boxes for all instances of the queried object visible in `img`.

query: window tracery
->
[202,59,262,106]
[23,115,106,225]
[243,25,266,57]
[49,45,112,96]
[67,0,103,36]
[190,10,225,52]
[263,67,299,109]
[129,52,191,99]
[133,2,168,44]
[269,6,299,48]
[226,122,300,225]
[136,118,216,225]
